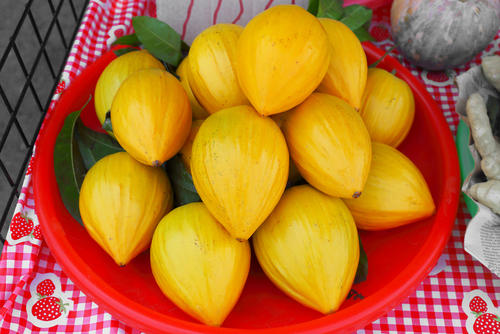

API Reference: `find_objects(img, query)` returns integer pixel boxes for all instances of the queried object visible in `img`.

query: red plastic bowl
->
[33,43,460,333]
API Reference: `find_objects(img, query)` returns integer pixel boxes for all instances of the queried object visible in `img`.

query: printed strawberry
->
[32,225,42,240]
[32,296,68,321]
[55,79,66,95]
[10,212,34,240]
[473,313,500,334]
[470,296,488,314]
[36,279,55,297]
[370,25,390,42]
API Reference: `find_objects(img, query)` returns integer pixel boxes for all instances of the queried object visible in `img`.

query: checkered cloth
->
[0,1,499,333]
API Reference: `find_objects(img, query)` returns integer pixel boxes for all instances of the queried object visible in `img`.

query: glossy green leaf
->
[53,96,91,225]
[341,5,372,31]
[164,155,201,207]
[76,121,123,171]
[113,47,138,57]
[307,0,319,15]
[112,33,141,46]
[317,0,344,20]
[132,16,182,66]
[352,26,374,42]
[354,236,368,283]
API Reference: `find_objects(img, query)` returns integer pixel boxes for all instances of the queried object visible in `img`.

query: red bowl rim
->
[33,42,460,333]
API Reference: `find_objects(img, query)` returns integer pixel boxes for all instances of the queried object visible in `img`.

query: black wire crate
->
[0,0,89,247]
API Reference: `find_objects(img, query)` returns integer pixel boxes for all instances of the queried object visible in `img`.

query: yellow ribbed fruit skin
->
[283,93,372,198]
[188,24,249,114]
[176,57,210,120]
[191,105,289,240]
[253,185,359,314]
[344,142,435,230]
[79,152,173,266]
[317,18,367,110]
[360,68,415,147]
[236,5,330,116]
[150,202,250,327]
[94,50,164,128]
[270,112,302,187]
[111,69,192,166]
[179,119,204,173]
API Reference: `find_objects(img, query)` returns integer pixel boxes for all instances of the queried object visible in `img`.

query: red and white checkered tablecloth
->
[0,1,499,333]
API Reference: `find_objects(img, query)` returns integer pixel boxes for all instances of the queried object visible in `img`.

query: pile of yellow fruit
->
[79,5,435,326]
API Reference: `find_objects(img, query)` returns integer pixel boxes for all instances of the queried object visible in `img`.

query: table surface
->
[0,1,499,333]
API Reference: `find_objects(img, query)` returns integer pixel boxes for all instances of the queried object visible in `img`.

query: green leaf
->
[307,0,319,15]
[369,45,395,68]
[352,26,374,42]
[102,111,113,133]
[112,33,141,46]
[341,5,372,31]
[53,96,91,225]
[164,155,201,206]
[317,0,344,20]
[132,16,182,66]
[113,47,138,57]
[76,121,123,171]
[354,236,368,284]
[486,95,500,138]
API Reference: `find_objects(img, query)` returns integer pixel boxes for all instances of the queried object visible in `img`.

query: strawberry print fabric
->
[0,1,499,333]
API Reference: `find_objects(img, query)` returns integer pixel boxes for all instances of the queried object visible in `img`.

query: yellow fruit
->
[271,112,302,186]
[344,142,435,230]
[179,119,204,173]
[111,69,192,166]
[150,202,250,326]
[253,185,359,314]
[283,93,371,198]
[79,152,173,266]
[94,50,164,129]
[236,5,330,116]
[317,18,368,110]
[176,56,210,120]
[191,105,289,240]
[188,24,249,114]
[360,68,415,147]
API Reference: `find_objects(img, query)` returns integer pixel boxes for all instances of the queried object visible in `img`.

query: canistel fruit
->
[176,57,210,120]
[317,18,368,111]
[236,5,330,116]
[111,69,192,166]
[344,142,435,230]
[253,185,359,314]
[188,24,249,114]
[283,93,371,198]
[150,202,250,326]
[79,152,173,266]
[94,50,164,130]
[191,105,289,240]
[179,119,204,173]
[360,68,415,147]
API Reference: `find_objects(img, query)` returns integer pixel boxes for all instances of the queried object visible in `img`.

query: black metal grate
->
[0,0,89,247]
